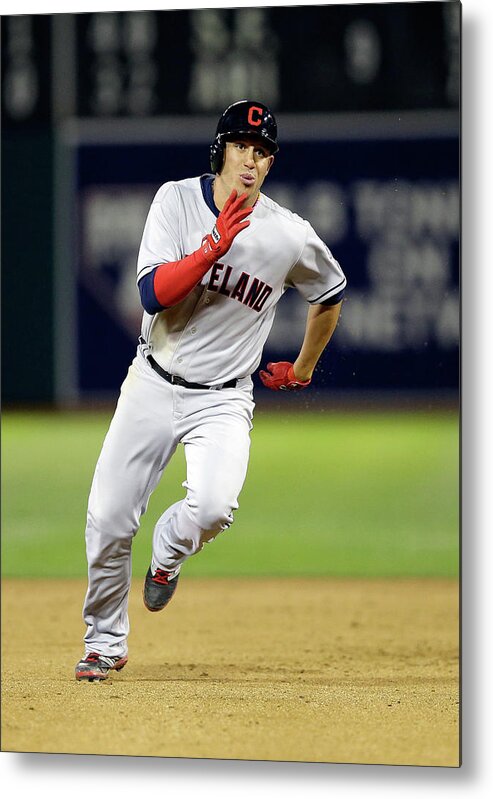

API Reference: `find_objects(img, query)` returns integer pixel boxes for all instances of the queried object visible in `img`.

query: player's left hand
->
[259,361,312,391]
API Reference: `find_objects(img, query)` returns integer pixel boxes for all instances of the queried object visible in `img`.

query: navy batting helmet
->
[209,100,279,174]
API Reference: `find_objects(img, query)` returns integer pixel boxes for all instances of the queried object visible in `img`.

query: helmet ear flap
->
[210,137,224,174]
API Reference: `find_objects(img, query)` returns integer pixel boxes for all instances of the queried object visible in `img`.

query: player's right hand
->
[201,190,253,264]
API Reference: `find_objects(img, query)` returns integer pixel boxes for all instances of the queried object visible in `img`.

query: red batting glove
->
[259,362,312,391]
[201,190,253,265]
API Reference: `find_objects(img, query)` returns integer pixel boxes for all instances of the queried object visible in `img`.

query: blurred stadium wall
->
[1,3,460,408]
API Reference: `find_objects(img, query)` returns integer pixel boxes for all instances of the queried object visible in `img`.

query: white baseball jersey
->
[136,175,346,386]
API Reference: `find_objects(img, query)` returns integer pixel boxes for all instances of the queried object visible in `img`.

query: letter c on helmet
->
[247,106,263,126]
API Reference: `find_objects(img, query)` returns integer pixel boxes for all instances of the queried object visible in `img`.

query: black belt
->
[147,355,237,390]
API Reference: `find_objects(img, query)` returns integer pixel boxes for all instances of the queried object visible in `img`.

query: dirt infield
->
[1,577,459,766]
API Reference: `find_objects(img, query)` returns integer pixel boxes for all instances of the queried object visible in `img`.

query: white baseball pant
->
[82,350,254,658]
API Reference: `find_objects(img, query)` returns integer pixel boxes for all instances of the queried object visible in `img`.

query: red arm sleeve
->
[152,245,214,308]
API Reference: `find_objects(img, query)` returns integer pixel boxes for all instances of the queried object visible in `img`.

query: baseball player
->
[75,100,346,681]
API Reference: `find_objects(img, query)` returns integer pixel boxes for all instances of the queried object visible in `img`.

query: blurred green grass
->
[1,408,459,578]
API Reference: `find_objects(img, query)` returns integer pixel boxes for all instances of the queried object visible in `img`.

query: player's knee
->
[191,494,236,534]
[87,495,139,541]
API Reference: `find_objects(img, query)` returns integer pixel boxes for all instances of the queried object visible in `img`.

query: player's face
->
[218,138,274,204]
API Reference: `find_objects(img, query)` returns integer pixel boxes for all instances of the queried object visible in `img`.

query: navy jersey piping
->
[200,174,220,218]
[310,278,346,305]
[320,288,345,306]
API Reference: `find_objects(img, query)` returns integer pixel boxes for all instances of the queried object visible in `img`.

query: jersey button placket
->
[181,323,200,381]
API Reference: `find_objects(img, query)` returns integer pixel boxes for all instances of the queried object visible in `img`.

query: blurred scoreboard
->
[2,4,460,127]
[74,4,458,116]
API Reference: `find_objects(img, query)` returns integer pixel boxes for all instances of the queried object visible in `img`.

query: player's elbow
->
[138,270,166,314]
